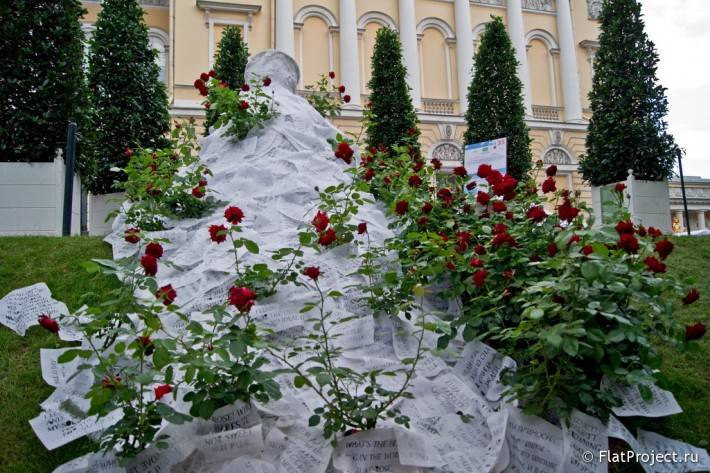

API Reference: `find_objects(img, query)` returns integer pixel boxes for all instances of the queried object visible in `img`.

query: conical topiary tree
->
[366,28,418,154]
[463,16,531,180]
[580,0,678,186]
[205,25,249,135]
[0,0,88,162]
[85,0,170,194]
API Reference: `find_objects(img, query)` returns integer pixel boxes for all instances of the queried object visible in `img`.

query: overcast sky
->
[640,0,710,178]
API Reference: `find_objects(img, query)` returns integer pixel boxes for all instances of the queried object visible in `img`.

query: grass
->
[0,235,708,472]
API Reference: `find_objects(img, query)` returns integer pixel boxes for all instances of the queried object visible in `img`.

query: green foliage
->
[205,26,249,134]
[581,0,679,186]
[463,16,532,180]
[0,0,88,162]
[115,119,218,231]
[366,28,419,155]
[304,73,346,119]
[84,0,170,194]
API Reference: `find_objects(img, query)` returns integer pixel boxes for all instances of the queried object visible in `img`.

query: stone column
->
[339,0,361,106]
[506,0,532,116]
[398,0,421,108]
[697,210,706,230]
[454,0,474,111]
[556,0,583,121]
[275,0,295,58]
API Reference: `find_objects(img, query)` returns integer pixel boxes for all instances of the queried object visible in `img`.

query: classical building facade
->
[81,0,603,200]
[669,177,710,233]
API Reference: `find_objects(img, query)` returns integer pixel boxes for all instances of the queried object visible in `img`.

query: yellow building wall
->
[420,28,450,100]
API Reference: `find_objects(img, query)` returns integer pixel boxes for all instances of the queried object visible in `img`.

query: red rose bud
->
[505,211,514,220]
[477,164,492,179]
[558,199,580,222]
[329,71,336,79]
[431,158,442,170]
[204,101,211,109]
[644,256,666,273]
[655,239,674,260]
[476,191,491,206]
[38,314,59,333]
[581,245,594,256]
[422,202,433,214]
[453,166,468,177]
[303,266,321,280]
[546,165,557,177]
[408,175,422,187]
[470,257,484,268]
[615,220,635,235]
[224,206,245,224]
[338,85,346,93]
[263,76,272,86]
[154,384,173,401]
[239,100,250,110]
[318,228,337,246]
[437,188,453,206]
[124,227,141,244]
[618,233,639,254]
[192,186,205,198]
[137,336,154,354]
[241,83,250,92]
[312,211,330,232]
[615,182,626,193]
[194,78,204,89]
[465,181,476,191]
[363,168,375,181]
[492,223,508,235]
[395,200,409,215]
[492,201,507,213]
[548,243,558,257]
[637,225,647,237]
[685,322,706,340]
[527,205,547,222]
[474,244,486,255]
[155,284,177,306]
[648,227,663,239]
[141,254,158,276]
[568,234,581,246]
[417,217,429,227]
[682,288,700,305]
[198,85,208,96]
[542,177,556,194]
[229,286,257,312]
[472,269,489,287]
[412,160,424,172]
[491,232,516,249]
[123,147,133,158]
[357,222,368,234]
[209,224,228,243]
[145,242,164,259]
[343,94,351,103]
[208,69,217,78]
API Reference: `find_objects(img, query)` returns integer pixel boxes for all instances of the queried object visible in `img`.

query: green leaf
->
[153,347,171,370]
[315,372,331,387]
[308,414,321,427]
[294,375,307,388]
[243,239,259,254]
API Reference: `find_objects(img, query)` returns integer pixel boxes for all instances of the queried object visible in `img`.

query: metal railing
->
[531,104,564,121]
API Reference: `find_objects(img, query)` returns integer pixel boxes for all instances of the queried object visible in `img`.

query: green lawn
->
[0,236,708,473]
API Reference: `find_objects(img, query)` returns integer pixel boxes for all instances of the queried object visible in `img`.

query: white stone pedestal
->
[87,192,124,236]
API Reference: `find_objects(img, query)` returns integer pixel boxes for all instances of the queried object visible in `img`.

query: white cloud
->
[639,0,710,177]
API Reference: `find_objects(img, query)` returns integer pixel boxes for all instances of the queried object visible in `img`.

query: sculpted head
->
[245,50,300,93]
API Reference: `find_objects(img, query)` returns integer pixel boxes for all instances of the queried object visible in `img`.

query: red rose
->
[456,231,471,252]
[446,261,456,271]
[123,147,133,158]
[548,243,558,257]
[224,206,245,224]
[200,72,209,82]
[343,95,351,103]
[558,199,580,222]
[209,224,228,243]
[137,336,153,354]
[527,205,547,222]
[685,322,706,340]
[491,233,515,248]
[204,101,211,109]
[453,166,467,177]
[263,76,272,86]
[615,182,626,193]
[145,242,164,259]
[655,239,674,260]
[413,160,424,172]
[682,288,700,305]
[198,85,208,96]
[476,191,491,206]
[644,256,666,273]
[229,286,257,312]
[239,100,250,110]
[546,165,557,177]
[141,254,158,276]
[303,266,321,281]
[241,83,250,92]
[363,168,375,181]
[581,245,594,256]
[615,220,635,235]
[417,217,429,227]
[648,227,663,239]
[492,175,518,197]
[487,170,503,185]
[154,384,173,401]
[329,71,336,79]
[465,181,476,191]
[637,225,647,237]
[192,186,205,198]
[383,176,391,185]
[568,234,581,246]
[437,232,449,242]
[505,211,514,220]
[431,158,442,170]
[338,85,346,93]
[408,175,422,187]
[472,269,489,287]
[357,222,368,234]
[492,201,507,213]
[155,284,177,306]
[470,257,484,268]
[208,70,217,78]
[492,223,508,234]
[542,177,556,194]
[474,244,486,255]
[618,233,639,254]
[335,141,354,164]
[194,79,204,90]
[463,203,472,213]
[124,227,141,244]
[312,211,330,232]
[318,228,337,246]
[395,200,409,215]
[422,202,433,213]
[477,164,492,178]
[38,314,59,333]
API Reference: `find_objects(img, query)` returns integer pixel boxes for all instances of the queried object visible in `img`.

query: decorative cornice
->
[195,1,261,14]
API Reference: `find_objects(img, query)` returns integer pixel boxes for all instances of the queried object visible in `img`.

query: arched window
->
[417,18,456,101]
[357,12,397,95]
[148,30,169,84]
[295,5,338,89]
[526,29,560,107]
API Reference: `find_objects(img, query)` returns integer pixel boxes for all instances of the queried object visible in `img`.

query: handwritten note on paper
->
[562,410,608,473]
[504,405,564,473]
[636,430,710,473]
[30,409,123,450]
[40,348,86,387]
[453,341,517,402]
[602,378,683,418]
[0,283,68,336]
